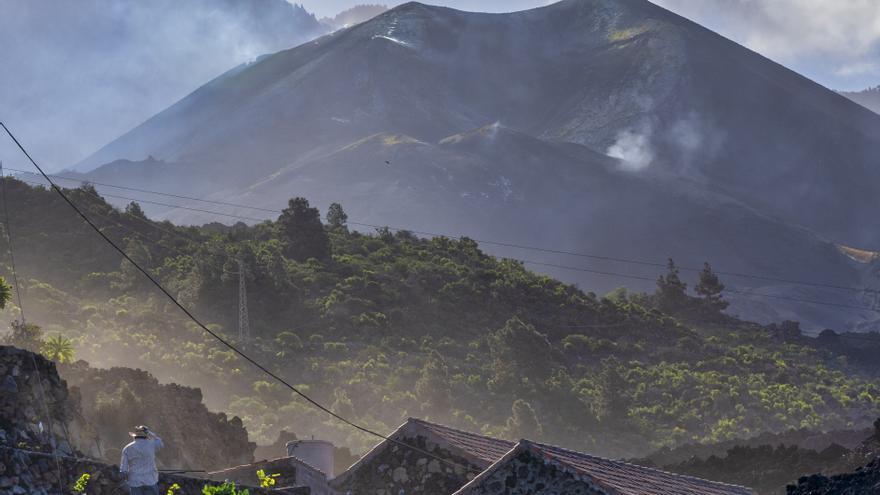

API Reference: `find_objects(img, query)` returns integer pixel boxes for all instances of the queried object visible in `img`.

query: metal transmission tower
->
[237,259,251,345]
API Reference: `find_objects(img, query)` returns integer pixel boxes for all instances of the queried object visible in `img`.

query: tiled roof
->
[459,440,753,495]
[409,418,516,465]
[336,418,753,495]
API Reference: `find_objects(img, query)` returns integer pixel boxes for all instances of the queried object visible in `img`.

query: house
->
[332,418,754,495]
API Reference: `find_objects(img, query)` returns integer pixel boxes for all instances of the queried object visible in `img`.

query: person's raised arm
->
[148,429,164,450]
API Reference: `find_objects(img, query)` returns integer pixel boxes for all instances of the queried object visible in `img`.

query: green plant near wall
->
[256,469,280,488]
[72,473,90,494]
[202,482,250,495]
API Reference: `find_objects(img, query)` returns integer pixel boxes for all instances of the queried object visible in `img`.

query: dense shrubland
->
[0,178,878,457]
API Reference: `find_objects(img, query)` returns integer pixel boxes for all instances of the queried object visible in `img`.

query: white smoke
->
[607,126,655,171]
[0,0,326,171]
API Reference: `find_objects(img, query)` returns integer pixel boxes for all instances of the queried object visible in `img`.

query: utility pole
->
[237,259,251,345]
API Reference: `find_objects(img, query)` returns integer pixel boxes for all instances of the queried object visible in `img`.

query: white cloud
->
[835,61,880,77]
[653,0,880,89]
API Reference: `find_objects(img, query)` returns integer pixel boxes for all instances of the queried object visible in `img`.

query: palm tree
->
[41,334,75,363]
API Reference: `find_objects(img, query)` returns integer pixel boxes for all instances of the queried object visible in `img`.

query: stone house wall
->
[332,435,480,495]
[453,449,608,495]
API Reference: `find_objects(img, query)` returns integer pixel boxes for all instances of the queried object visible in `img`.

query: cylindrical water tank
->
[286,439,335,478]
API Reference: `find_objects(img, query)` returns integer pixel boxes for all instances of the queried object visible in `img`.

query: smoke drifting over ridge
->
[0,0,325,171]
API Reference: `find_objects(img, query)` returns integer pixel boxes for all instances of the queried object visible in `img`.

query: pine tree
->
[124,201,147,219]
[695,262,728,317]
[656,258,688,312]
[277,197,330,261]
[326,203,348,229]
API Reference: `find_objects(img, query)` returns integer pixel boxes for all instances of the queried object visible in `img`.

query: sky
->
[1,0,878,172]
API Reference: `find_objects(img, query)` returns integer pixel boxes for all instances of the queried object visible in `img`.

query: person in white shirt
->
[120,425,164,495]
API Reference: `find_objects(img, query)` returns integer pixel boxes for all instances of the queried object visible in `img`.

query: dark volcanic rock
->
[787,457,880,495]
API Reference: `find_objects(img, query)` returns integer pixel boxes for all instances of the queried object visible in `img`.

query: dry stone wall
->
[0,346,86,457]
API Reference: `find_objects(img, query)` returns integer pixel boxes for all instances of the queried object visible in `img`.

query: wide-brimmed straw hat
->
[129,425,150,438]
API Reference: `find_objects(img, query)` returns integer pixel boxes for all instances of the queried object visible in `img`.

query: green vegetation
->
[72,473,90,494]
[1,178,878,457]
[256,469,280,488]
[41,334,75,363]
[202,482,249,495]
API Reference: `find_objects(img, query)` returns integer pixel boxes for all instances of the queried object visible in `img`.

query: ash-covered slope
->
[76,0,880,248]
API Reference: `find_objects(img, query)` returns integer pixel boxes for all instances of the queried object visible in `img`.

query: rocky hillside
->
[787,458,880,494]
[60,361,256,471]
[0,345,296,494]
[0,339,257,472]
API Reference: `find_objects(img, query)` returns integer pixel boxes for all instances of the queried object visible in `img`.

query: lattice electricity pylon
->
[237,259,251,345]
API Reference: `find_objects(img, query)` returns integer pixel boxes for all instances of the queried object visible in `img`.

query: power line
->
[5,167,872,295]
[8,174,880,325]
[10,180,880,347]
[6,177,359,337]
[7,169,265,222]
[4,167,280,213]
[0,122,482,475]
